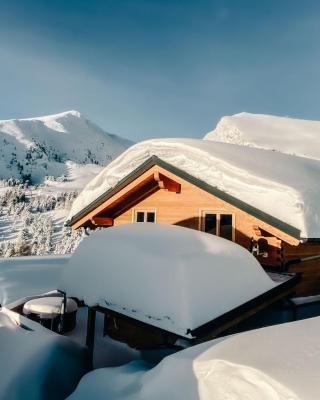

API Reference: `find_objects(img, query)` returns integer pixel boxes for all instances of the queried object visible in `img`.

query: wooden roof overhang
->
[68,156,307,244]
[84,272,301,356]
[70,164,181,229]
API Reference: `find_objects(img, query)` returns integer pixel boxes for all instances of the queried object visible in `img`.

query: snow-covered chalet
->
[67,138,320,296]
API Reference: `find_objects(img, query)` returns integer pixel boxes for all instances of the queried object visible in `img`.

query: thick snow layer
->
[0,110,132,183]
[61,224,275,337]
[68,316,320,400]
[68,138,320,238]
[204,112,320,160]
[0,310,89,400]
[0,255,69,305]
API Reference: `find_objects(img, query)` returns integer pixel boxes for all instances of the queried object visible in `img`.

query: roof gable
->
[68,155,301,242]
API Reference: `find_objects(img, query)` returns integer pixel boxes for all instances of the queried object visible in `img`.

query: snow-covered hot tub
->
[23,296,78,333]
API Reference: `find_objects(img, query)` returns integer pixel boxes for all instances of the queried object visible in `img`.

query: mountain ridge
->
[204,112,320,160]
[0,110,133,184]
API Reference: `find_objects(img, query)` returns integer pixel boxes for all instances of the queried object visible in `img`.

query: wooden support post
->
[86,307,96,369]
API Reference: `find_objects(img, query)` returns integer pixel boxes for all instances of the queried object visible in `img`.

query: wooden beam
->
[154,171,181,193]
[91,216,114,226]
[86,307,96,369]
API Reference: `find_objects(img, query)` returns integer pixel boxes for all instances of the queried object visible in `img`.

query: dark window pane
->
[204,214,217,235]
[136,212,145,222]
[220,214,233,240]
[147,212,155,222]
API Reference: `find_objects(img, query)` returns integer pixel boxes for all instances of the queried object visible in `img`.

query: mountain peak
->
[0,111,133,183]
[204,112,320,160]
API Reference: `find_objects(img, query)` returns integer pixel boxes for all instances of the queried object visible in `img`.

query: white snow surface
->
[0,255,68,305]
[68,316,320,400]
[0,310,89,400]
[204,112,320,160]
[0,110,133,183]
[0,110,133,256]
[68,138,320,238]
[61,224,276,337]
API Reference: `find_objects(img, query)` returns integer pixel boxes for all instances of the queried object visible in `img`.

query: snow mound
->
[204,112,320,160]
[68,138,320,238]
[0,110,133,183]
[68,316,320,400]
[61,223,275,337]
[0,255,69,305]
[0,310,89,400]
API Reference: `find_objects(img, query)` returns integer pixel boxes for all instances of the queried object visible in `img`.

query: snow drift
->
[68,316,320,400]
[204,112,320,160]
[61,224,275,337]
[0,255,69,305]
[68,138,320,238]
[0,310,89,400]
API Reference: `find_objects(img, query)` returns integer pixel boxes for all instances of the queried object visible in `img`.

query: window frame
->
[132,209,157,223]
[199,209,235,241]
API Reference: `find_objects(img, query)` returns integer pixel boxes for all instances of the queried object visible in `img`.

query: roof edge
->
[67,155,302,240]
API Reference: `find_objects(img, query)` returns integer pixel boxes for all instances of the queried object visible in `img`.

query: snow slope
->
[0,110,132,183]
[0,310,89,400]
[68,138,320,238]
[61,224,275,337]
[0,110,133,257]
[204,112,320,160]
[69,316,320,400]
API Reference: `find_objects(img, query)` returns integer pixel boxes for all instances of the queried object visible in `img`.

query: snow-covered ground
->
[69,316,320,400]
[0,110,133,257]
[0,255,68,305]
[204,112,320,161]
[0,309,89,400]
[1,226,320,400]
[68,138,320,238]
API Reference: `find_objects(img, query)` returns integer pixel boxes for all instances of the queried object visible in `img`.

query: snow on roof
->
[61,223,276,337]
[68,316,320,400]
[204,112,320,160]
[68,138,320,238]
[0,309,88,399]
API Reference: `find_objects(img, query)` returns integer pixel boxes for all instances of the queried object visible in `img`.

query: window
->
[134,210,156,223]
[201,211,234,241]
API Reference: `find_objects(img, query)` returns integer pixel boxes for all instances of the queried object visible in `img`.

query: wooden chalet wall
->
[282,242,320,295]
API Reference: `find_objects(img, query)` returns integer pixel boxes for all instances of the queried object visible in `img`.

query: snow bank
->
[68,316,320,400]
[204,112,320,160]
[61,224,275,337]
[68,138,320,238]
[0,255,69,305]
[0,310,89,400]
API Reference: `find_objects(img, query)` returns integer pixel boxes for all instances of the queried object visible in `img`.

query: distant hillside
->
[0,110,133,184]
[0,110,133,257]
[204,112,320,160]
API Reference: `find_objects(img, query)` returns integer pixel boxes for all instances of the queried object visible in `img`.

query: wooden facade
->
[69,157,320,296]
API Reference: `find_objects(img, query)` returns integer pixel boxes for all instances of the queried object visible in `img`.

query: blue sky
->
[0,0,320,141]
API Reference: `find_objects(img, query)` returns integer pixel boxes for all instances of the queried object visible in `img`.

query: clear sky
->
[0,0,320,141]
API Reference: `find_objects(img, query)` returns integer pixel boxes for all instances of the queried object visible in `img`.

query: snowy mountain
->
[204,112,320,160]
[0,110,132,184]
[0,110,133,257]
